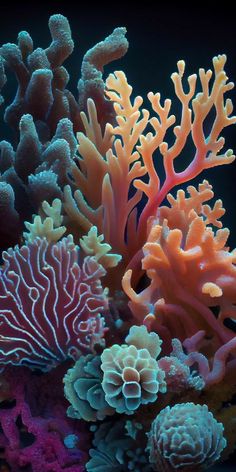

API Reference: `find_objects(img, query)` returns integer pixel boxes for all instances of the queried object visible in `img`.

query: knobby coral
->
[147,403,226,471]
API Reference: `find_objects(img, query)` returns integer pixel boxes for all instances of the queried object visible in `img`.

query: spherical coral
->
[63,354,114,422]
[101,344,166,414]
[147,402,226,471]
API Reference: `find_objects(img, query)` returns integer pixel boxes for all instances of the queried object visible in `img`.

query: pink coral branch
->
[174,333,236,387]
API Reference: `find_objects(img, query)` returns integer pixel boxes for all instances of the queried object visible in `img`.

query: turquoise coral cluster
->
[0,12,236,472]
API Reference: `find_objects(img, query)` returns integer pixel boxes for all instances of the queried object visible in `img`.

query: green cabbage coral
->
[101,330,166,415]
[63,354,115,422]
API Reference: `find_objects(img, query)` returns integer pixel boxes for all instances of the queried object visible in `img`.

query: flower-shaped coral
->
[63,354,115,422]
[147,402,226,471]
[101,343,166,414]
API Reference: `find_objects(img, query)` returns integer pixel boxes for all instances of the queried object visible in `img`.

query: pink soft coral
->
[0,365,88,472]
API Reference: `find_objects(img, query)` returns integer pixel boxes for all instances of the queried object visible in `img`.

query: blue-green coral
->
[64,354,115,421]
[101,326,166,414]
[86,420,151,472]
[147,402,227,471]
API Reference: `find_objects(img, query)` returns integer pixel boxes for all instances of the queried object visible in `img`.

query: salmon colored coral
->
[64,54,236,291]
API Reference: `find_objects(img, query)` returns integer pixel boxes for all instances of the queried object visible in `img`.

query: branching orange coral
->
[63,55,236,290]
[122,180,236,351]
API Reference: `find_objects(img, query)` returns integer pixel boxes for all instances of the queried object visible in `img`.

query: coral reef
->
[0,12,236,472]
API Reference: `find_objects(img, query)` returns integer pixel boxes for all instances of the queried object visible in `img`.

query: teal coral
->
[125,325,162,359]
[64,354,115,421]
[86,420,151,472]
[147,402,227,471]
[101,332,166,414]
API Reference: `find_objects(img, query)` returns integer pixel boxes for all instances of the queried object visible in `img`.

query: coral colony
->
[0,13,236,472]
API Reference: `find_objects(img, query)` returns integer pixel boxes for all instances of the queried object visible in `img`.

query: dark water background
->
[0,2,235,470]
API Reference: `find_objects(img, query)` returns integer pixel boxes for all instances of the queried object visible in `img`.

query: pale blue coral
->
[101,342,166,414]
[147,402,227,471]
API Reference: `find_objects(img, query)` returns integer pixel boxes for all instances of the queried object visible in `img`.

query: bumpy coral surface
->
[147,402,226,471]
[0,12,236,472]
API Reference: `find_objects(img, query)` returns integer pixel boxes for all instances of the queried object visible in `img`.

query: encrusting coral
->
[0,12,236,472]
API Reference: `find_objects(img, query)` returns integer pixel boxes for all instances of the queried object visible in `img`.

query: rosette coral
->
[64,354,115,422]
[0,235,108,371]
[147,402,226,471]
[101,343,166,414]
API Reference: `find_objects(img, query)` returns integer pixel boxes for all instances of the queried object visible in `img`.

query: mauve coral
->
[0,235,108,371]
[0,365,88,472]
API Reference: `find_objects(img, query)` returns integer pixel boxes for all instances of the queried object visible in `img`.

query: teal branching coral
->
[0,13,236,472]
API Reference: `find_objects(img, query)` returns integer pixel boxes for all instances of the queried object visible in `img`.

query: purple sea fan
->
[0,235,108,371]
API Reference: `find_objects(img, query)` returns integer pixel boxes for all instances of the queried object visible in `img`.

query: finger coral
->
[122,180,236,352]
[147,402,226,471]
[0,235,108,370]
[66,55,236,290]
[0,15,128,253]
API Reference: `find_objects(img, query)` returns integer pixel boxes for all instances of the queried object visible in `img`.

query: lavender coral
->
[147,402,226,471]
[0,235,108,370]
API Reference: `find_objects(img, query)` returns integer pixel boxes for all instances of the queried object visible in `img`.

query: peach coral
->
[62,54,236,290]
[122,180,236,353]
